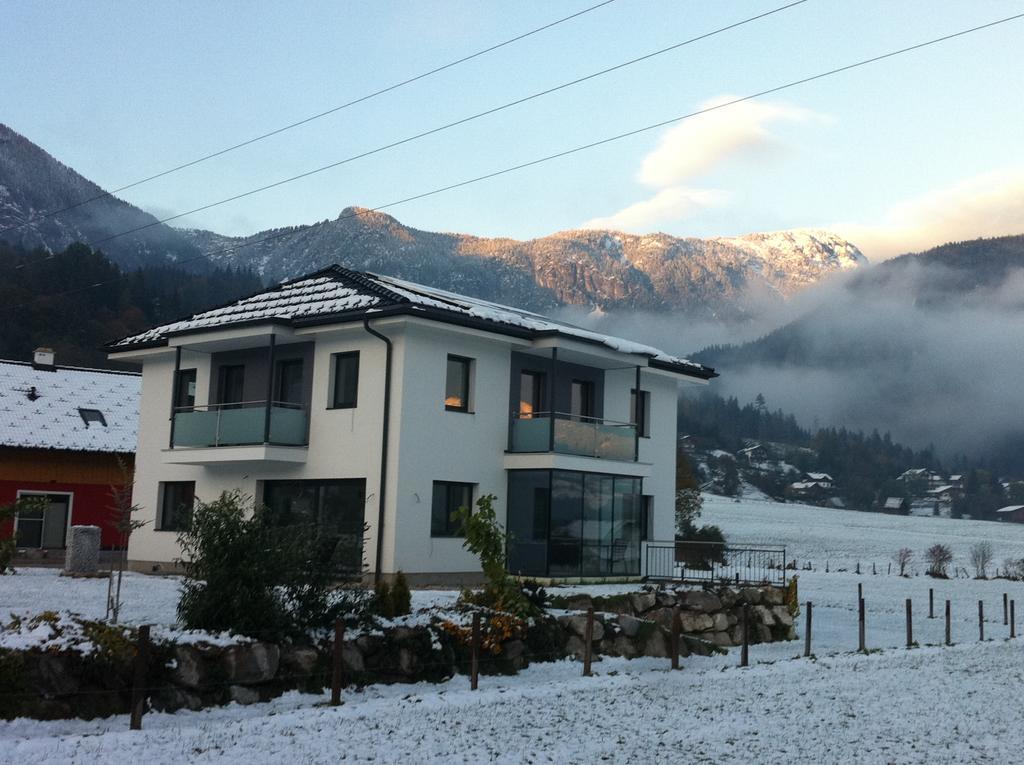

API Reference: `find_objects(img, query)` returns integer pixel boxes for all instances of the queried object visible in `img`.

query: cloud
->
[637,97,825,188]
[581,187,728,231]
[581,96,826,232]
[832,168,1024,260]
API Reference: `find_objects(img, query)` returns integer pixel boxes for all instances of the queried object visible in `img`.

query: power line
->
[0,0,619,236]
[54,0,813,250]
[3,11,1021,315]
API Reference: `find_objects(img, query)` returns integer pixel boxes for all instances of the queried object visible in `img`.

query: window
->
[78,408,107,428]
[444,355,472,412]
[175,368,197,410]
[274,359,304,405]
[331,352,359,408]
[15,493,70,549]
[431,481,474,537]
[630,389,651,438]
[519,370,545,418]
[217,364,245,407]
[570,380,595,420]
[641,495,653,541]
[158,482,195,531]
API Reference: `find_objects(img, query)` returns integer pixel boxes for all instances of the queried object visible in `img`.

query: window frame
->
[444,354,473,413]
[570,379,595,420]
[518,369,545,418]
[630,388,651,438]
[329,351,360,409]
[216,364,246,407]
[175,368,197,411]
[157,481,196,532]
[430,481,475,538]
[273,358,305,406]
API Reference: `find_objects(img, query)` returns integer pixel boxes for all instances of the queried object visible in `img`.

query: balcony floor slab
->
[161,445,308,465]
[503,451,651,477]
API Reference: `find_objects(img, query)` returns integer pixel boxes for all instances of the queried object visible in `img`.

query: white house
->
[107,266,716,584]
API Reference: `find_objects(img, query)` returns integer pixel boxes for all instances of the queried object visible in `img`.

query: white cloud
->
[637,96,826,188]
[832,168,1024,260]
[581,187,728,232]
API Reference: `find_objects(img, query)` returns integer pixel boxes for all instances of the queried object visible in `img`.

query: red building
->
[0,349,139,557]
[996,505,1024,524]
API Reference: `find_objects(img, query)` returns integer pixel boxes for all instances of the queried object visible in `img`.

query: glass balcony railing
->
[509,412,637,461]
[172,401,308,448]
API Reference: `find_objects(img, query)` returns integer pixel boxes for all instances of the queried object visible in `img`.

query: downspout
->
[363,317,393,585]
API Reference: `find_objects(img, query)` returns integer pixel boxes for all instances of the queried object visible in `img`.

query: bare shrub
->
[925,544,954,578]
[970,541,994,579]
[894,547,913,577]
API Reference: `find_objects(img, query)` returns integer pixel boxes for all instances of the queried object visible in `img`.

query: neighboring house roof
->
[108,265,716,380]
[883,497,906,510]
[927,485,957,495]
[996,505,1024,514]
[0,360,139,453]
[805,472,833,481]
[789,481,827,490]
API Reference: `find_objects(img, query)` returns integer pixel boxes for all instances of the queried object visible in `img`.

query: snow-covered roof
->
[996,505,1024,514]
[109,265,714,379]
[0,360,139,453]
[927,485,956,495]
[883,497,906,509]
[805,472,832,481]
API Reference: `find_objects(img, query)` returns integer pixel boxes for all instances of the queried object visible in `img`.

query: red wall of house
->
[0,483,127,549]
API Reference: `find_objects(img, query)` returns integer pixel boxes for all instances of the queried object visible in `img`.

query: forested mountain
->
[0,242,262,368]
[0,124,207,270]
[187,209,866,319]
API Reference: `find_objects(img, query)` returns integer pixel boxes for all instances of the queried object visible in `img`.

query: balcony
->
[172,401,309,448]
[509,412,637,461]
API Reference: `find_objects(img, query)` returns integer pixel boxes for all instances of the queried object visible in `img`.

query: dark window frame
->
[175,368,197,410]
[570,379,595,420]
[78,408,107,428]
[274,358,305,406]
[631,388,651,438]
[329,351,360,409]
[444,354,473,413]
[216,364,246,407]
[431,481,475,537]
[519,369,546,417]
[158,481,196,532]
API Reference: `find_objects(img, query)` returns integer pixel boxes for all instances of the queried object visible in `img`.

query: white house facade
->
[108,266,715,584]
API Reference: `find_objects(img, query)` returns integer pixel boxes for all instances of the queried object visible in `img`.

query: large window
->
[262,479,366,576]
[570,380,595,420]
[507,470,642,577]
[630,389,651,438]
[444,355,472,412]
[331,352,359,408]
[274,359,304,405]
[15,493,70,549]
[158,481,195,531]
[431,481,474,537]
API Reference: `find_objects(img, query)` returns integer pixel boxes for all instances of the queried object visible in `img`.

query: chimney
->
[32,347,56,370]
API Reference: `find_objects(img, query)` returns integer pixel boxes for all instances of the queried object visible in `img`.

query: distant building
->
[802,472,833,489]
[996,505,1024,523]
[738,443,768,466]
[0,350,138,558]
[882,496,910,514]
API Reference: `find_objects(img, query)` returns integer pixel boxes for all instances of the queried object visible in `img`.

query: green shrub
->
[177,491,367,640]
[391,572,412,616]
[373,580,394,618]
[675,522,728,569]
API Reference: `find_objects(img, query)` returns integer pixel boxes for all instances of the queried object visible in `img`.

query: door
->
[15,493,71,549]
[274,359,304,406]
[217,364,246,408]
[519,371,545,418]
[570,380,595,420]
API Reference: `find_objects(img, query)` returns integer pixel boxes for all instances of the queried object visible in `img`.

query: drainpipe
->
[363,317,393,585]
[169,346,181,449]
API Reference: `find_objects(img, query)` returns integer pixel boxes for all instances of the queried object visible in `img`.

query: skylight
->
[78,408,107,428]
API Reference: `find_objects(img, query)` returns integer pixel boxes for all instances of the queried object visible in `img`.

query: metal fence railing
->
[643,540,787,586]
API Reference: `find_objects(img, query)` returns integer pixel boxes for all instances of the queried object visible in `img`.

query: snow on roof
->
[996,505,1024,514]
[0,360,139,453]
[110,266,712,377]
[927,485,956,495]
[805,472,832,481]
[883,497,906,509]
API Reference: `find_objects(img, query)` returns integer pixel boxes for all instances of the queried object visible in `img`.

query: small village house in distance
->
[107,266,716,584]
[0,349,139,558]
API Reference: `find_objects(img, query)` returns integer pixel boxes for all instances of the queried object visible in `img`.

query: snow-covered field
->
[4,496,1024,763]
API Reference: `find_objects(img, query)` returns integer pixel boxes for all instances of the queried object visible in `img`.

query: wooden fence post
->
[1011,600,1016,639]
[929,588,934,619]
[857,582,863,602]
[670,606,680,671]
[858,597,866,652]
[129,625,150,731]
[471,612,481,690]
[945,600,952,646]
[978,600,985,642]
[583,607,594,677]
[740,604,750,667]
[905,598,913,647]
[331,619,344,706]
[1003,593,1009,626]
[804,601,813,658]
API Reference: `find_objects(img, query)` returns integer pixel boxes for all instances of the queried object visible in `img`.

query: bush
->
[925,543,954,578]
[177,491,367,640]
[372,580,394,618]
[675,521,727,568]
[391,572,412,616]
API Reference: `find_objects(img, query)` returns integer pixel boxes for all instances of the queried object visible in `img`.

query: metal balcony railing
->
[509,411,637,461]
[172,400,308,448]
[643,540,787,586]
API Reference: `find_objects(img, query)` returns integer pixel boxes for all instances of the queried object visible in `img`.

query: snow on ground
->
[5,641,1024,764]
[5,497,1024,762]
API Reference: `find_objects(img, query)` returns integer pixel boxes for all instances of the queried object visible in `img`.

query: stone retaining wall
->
[0,584,795,720]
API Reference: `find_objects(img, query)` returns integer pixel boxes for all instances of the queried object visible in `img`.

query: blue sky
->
[4,0,1024,258]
